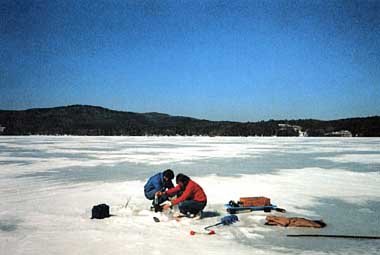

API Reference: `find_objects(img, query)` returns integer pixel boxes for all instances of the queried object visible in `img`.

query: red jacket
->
[166,179,207,206]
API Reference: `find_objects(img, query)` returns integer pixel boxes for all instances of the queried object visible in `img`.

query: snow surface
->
[1,136,380,255]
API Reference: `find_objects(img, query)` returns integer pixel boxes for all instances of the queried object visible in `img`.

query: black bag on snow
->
[91,204,110,219]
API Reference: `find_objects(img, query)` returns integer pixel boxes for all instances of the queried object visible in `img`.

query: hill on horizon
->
[0,105,379,137]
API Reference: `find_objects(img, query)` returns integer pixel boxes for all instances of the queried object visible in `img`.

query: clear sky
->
[1,0,379,121]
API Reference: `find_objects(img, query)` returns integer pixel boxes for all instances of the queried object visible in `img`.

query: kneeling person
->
[144,169,174,207]
[161,174,207,217]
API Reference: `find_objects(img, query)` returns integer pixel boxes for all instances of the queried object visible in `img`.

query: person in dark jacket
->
[144,169,174,206]
[159,173,207,217]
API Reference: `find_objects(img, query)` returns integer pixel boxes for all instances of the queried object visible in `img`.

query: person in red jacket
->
[157,173,207,217]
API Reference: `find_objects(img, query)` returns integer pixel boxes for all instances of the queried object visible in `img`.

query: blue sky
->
[1,0,379,121]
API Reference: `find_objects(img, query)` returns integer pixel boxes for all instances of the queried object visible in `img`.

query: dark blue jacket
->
[144,172,174,195]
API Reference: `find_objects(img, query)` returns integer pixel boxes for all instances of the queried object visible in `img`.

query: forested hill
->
[0,105,379,136]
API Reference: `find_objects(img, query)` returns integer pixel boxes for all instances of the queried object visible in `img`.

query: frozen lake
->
[1,136,380,254]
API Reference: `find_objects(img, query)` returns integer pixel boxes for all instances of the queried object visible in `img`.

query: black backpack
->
[91,204,110,219]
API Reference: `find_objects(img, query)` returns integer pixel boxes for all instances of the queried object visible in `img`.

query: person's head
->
[163,169,174,182]
[176,173,190,188]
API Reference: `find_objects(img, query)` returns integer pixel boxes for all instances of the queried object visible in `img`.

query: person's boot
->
[173,211,186,218]
[192,211,203,220]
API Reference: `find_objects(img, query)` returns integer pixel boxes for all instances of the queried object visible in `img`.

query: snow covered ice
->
[1,136,380,255]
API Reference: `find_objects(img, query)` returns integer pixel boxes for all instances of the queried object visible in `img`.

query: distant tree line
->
[0,105,379,137]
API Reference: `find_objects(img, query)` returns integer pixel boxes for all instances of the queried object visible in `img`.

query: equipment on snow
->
[225,200,286,214]
[266,216,326,228]
[204,215,239,230]
[153,194,163,212]
[287,234,380,239]
[91,204,110,219]
[239,197,271,207]
[190,215,239,236]
[190,230,216,235]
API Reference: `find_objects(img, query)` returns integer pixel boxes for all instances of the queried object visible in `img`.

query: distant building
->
[325,130,352,137]
[0,125,5,133]
[277,124,306,137]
